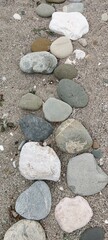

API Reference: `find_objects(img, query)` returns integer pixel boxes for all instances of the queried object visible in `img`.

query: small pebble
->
[105,220,108,224]
[101,13,108,22]
[12,161,16,168]
[92,139,100,149]
[0,145,4,151]
[92,149,103,159]
[78,38,87,47]
[59,186,64,191]
[74,49,86,59]
[13,13,21,20]
[99,158,104,166]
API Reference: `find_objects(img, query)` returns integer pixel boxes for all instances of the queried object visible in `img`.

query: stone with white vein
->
[49,12,89,40]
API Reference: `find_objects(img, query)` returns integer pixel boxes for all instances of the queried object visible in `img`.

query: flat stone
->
[20,52,57,74]
[31,38,52,52]
[57,79,88,108]
[15,181,51,220]
[19,93,43,110]
[54,64,78,80]
[55,119,93,154]
[78,38,87,47]
[36,3,55,18]
[63,3,84,13]
[43,97,72,122]
[19,115,53,141]
[80,227,105,240]
[19,142,61,181]
[49,12,89,40]
[91,149,103,159]
[4,220,46,240]
[47,0,65,3]
[67,153,108,196]
[50,37,73,59]
[55,196,93,233]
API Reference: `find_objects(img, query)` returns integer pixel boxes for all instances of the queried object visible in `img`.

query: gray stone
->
[55,119,93,154]
[80,227,105,240]
[19,93,43,110]
[78,38,87,47]
[15,181,51,220]
[36,3,55,18]
[57,79,88,108]
[67,153,108,196]
[50,37,73,59]
[101,13,108,22]
[63,3,84,13]
[4,220,46,240]
[91,149,103,159]
[19,115,53,141]
[20,52,57,74]
[54,64,78,80]
[43,97,72,122]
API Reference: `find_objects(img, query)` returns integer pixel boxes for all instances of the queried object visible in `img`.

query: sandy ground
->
[0,0,108,239]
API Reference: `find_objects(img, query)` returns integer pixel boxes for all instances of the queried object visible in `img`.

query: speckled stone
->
[67,153,108,196]
[54,64,78,80]
[55,119,93,154]
[19,115,53,141]
[31,38,52,52]
[15,181,51,220]
[19,93,43,110]
[36,3,55,18]
[57,79,88,108]
[80,227,105,240]
[4,220,46,240]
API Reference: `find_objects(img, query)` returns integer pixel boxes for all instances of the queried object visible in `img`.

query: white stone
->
[101,13,108,22]
[55,196,93,233]
[49,12,89,40]
[74,49,86,59]
[13,13,21,20]
[50,37,73,59]
[19,142,61,181]
[0,145,4,151]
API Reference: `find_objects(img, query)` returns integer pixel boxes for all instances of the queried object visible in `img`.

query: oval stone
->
[4,220,46,240]
[20,52,57,74]
[55,119,93,154]
[50,37,73,59]
[57,79,88,108]
[80,227,105,240]
[15,181,51,220]
[19,115,53,141]
[54,64,78,80]
[31,38,52,52]
[43,97,72,122]
[36,3,55,18]
[19,93,43,110]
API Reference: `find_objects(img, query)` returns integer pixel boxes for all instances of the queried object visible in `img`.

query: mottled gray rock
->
[55,119,93,154]
[63,3,84,13]
[43,97,72,122]
[19,93,43,110]
[57,79,89,108]
[55,196,93,233]
[36,3,55,18]
[80,227,105,240]
[15,181,51,220]
[4,220,46,240]
[54,64,78,80]
[67,153,108,196]
[20,52,57,74]
[19,142,61,181]
[19,115,53,141]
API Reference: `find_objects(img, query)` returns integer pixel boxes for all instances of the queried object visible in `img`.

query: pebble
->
[0,145,4,151]
[101,13,108,22]
[54,64,78,80]
[19,115,53,141]
[4,220,46,240]
[46,0,65,3]
[50,37,73,59]
[92,139,100,149]
[55,196,93,233]
[63,3,84,13]
[15,181,51,220]
[13,13,21,20]
[91,149,103,159]
[80,227,105,240]
[78,38,87,47]
[31,38,51,52]
[19,142,61,181]
[19,93,43,110]
[36,3,55,18]
[57,79,88,108]
[74,49,86,59]
[67,153,108,196]
[49,12,89,40]
[55,119,92,154]
[43,97,72,122]
[20,52,57,74]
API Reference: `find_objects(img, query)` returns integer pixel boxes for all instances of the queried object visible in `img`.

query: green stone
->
[54,64,78,80]
[19,93,43,111]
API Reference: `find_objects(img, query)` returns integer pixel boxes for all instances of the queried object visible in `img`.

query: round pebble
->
[31,38,51,52]
[19,93,43,110]
[50,37,73,59]
[36,3,55,18]
[54,64,78,80]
